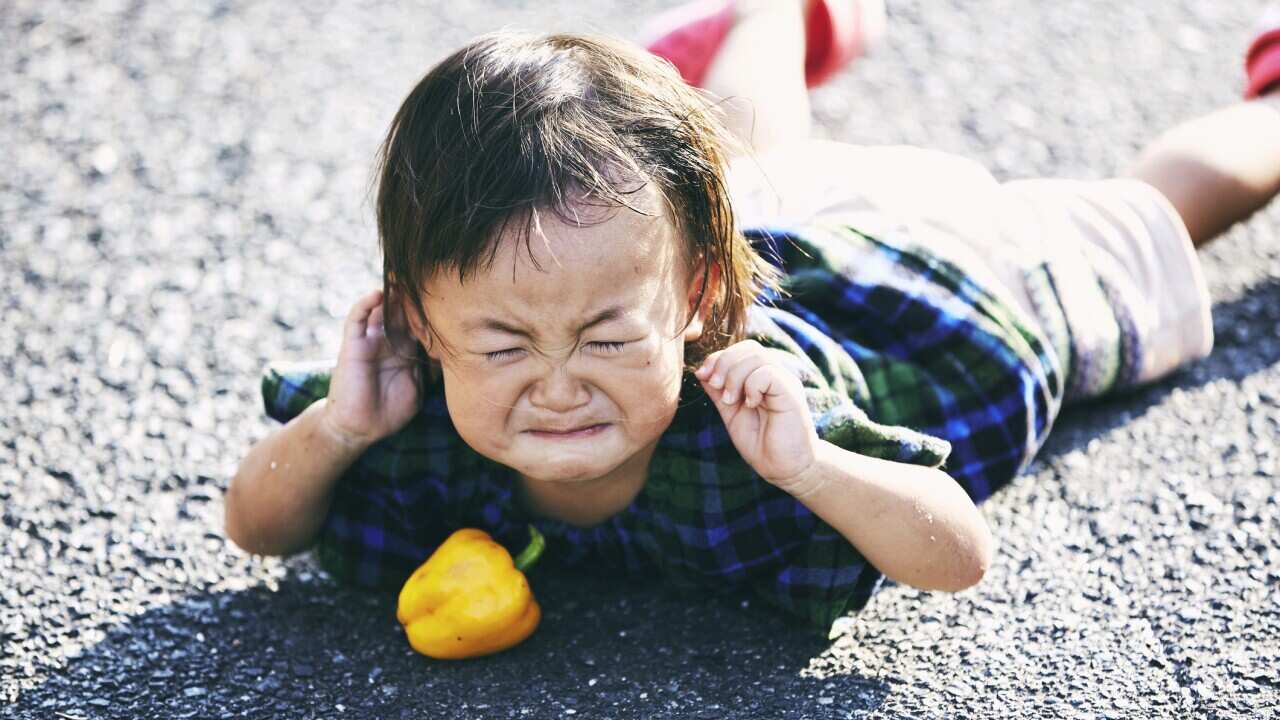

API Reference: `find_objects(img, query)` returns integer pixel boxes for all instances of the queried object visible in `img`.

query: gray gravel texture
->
[3,0,1280,718]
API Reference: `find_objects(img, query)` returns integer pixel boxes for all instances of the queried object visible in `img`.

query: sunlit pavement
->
[3,1,1278,717]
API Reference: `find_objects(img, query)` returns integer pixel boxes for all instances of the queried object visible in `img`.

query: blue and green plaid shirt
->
[261,222,1064,633]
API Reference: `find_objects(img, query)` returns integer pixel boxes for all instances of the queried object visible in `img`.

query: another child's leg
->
[699,0,812,155]
[1129,92,1280,249]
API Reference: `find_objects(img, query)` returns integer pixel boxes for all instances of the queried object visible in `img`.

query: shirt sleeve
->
[260,360,333,424]
[741,306,952,633]
[747,306,952,469]
[258,359,429,587]
[749,506,886,633]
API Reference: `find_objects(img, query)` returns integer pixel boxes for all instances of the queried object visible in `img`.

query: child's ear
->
[682,258,722,342]
[411,316,444,363]
[390,289,439,360]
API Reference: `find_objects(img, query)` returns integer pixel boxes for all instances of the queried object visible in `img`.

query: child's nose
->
[528,365,591,413]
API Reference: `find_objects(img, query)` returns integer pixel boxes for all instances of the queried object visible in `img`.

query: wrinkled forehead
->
[438,184,690,289]
[420,186,692,329]
[527,204,676,273]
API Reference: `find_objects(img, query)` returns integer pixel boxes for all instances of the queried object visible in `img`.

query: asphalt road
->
[3,1,1280,718]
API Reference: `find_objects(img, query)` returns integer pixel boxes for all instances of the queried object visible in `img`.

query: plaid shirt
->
[261,222,1063,633]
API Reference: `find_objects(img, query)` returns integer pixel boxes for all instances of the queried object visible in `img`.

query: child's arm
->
[781,440,992,592]
[224,289,424,557]
[695,340,992,593]
[224,399,372,557]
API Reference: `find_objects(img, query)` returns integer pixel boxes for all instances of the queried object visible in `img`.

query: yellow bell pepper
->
[396,525,545,660]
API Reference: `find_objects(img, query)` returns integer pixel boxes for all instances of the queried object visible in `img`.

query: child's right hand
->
[320,289,424,449]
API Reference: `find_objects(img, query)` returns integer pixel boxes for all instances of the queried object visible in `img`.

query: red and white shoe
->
[642,0,886,89]
[1244,7,1280,98]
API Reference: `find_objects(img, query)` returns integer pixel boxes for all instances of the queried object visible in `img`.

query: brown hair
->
[375,31,782,392]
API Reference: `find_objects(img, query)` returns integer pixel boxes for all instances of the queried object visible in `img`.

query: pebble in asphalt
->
[3,1,1279,718]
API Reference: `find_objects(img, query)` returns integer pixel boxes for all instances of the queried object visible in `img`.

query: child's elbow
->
[942,523,994,592]
[950,546,991,591]
[223,478,317,557]
[223,476,281,557]
[924,552,988,593]
[223,483,261,555]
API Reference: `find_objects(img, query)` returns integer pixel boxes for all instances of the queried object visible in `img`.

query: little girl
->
[224,2,1280,633]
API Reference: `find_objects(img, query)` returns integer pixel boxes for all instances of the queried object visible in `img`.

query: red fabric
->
[645,1,869,90]
[805,0,863,88]
[643,0,735,88]
[1245,28,1280,99]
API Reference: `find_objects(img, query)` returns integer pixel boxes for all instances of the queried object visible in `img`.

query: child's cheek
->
[618,335,679,373]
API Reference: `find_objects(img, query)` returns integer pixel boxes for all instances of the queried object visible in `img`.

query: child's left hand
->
[694,340,820,489]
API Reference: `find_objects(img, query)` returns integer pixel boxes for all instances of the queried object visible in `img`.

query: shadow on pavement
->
[22,283,1277,719]
[21,566,891,718]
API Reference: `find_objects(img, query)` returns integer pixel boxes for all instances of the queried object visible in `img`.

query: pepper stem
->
[513,525,545,572]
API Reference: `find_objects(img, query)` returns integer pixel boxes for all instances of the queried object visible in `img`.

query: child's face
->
[409,186,712,487]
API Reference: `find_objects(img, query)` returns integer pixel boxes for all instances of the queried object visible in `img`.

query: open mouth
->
[526,423,610,439]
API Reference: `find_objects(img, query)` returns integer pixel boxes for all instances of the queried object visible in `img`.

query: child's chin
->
[520,462,615,484]
[515,451,624,484]
[511,437,623,478]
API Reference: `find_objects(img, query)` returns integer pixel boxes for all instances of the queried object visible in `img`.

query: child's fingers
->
[742,364,780,408]
[697,341,761,403]
[380,294,426,357]
[366,302,385,338]
[697,341,768,400]
[695,351,721,384]
[383,291,409,331]
[343,289,384,343]
[698,341,754,385]
[716,351,768,405]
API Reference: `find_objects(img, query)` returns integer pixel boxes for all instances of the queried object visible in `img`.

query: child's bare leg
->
[1129,92,1280,248]
[700,0,811,156]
